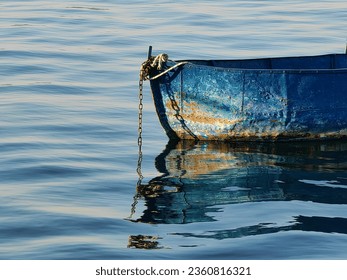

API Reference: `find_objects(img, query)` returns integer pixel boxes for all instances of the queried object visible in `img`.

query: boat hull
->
[149,54,347,141]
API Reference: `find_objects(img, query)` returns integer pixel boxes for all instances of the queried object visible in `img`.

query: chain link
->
[136,72,144,187]
[136,55,194,186]
[131,53,188,219]
[136,54,161,187]
[129,72,145,219]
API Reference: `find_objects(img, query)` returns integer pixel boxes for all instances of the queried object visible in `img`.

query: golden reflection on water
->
[130,140,347,225]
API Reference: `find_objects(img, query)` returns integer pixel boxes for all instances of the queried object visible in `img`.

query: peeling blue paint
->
[150,53,347,141]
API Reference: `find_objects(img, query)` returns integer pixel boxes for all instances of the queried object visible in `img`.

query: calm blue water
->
[0,0,347,259]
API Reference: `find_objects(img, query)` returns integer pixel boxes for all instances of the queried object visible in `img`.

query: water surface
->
[0,0,346,259]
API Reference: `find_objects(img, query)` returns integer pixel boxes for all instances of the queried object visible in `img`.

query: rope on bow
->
[140,53,188,81]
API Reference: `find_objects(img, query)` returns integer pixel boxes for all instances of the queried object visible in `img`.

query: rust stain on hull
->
[180,100,243,127]
[165,98,245,140]
[173,130,347,141]
[164,97,347,141]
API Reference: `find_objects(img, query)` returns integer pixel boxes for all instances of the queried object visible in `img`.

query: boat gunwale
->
[172,53,347,74]
[177,63,347,74]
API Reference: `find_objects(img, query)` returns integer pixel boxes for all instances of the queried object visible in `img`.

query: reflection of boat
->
[130,140,347,225]
[175,216,347,240]
[144,49,347,140]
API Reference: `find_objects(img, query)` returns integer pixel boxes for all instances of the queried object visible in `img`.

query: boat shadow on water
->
[128,140,347,249]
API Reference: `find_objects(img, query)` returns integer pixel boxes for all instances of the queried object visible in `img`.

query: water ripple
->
[1,0,347,259]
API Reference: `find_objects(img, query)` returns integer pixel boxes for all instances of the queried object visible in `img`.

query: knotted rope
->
[140,53,188,81]
[150,53,168,70]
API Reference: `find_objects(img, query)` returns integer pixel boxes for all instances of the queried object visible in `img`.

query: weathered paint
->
[149,53,347,141]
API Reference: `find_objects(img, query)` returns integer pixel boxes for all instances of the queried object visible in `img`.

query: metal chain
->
[135,52,163,187]
[131,52,184,218]
[136,73,144,187]
[129,72,145,220]
[136,54,192,185]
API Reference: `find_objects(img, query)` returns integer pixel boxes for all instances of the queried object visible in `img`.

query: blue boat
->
[142,48,347,141]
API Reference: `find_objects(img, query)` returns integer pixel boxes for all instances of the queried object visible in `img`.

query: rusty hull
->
[149,53,347,141]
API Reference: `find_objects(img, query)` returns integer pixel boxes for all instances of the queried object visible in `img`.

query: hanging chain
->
[132,55,162,218]
[136,72,144,187]
[136,53,159,187]
[131,51,175,219]
[129,71,145,220]
[136,53,189,186]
